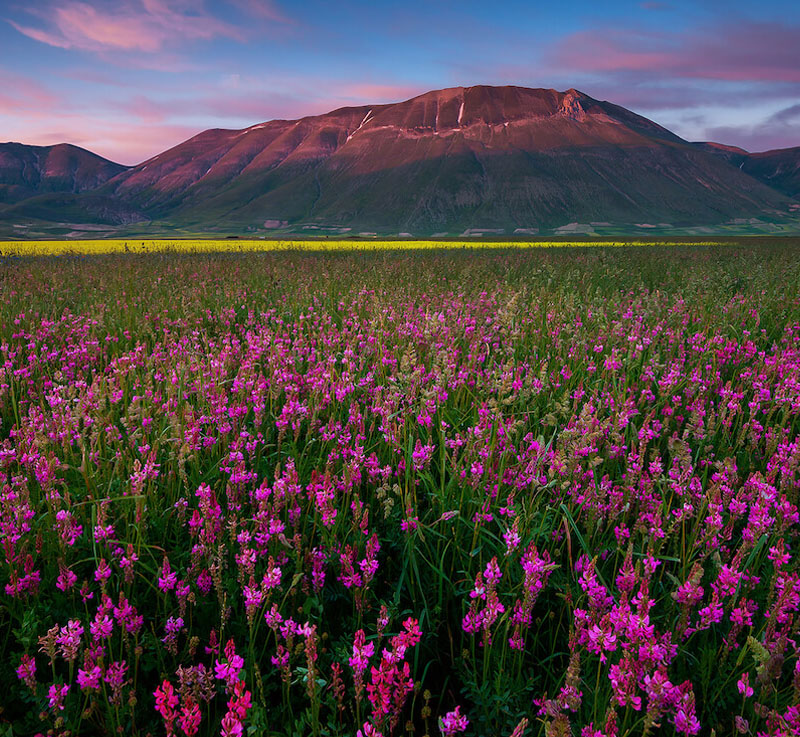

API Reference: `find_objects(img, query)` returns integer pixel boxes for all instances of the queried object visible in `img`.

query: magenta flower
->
[673,683,701,736]
[439,705,469,736]
[55,566,77,592]
[56,619,83,662]
[586,624,617,663]
[178,698,201,737]
[411,439,435,471]
[155,678,180,736]
[113,593,143,634]
[15,654,36,690]
[349,629,375,673]
[158,557,178,591]
[310,547,326,593]
[503,520,521,554]
[262,557,282,590]
[220,679,252,737]
[94,558,111,584]
[47,682,69,711]
[356,723,384,737]
[54,509,82,546]
[215,639,245,691]
[90,612,113,641]
[77,664,102,691]
[736,673,754,698]
[162,616,184,655]
[104,660,128,705]
[220,712,244,737]
[484,557,502,585]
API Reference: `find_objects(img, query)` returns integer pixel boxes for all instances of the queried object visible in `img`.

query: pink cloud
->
[200,94,320,121]
[141,0,245,41]
[0,70,64,114]
[112,87,411,128]
[227,0,292,23]
[8,0,246,54]
[7,21,73,49]
[551,32,674,74]
[335,83,425,103]
[120,94,172,123]
[551,21,800,83]
[195,80,431,121]
[123,78,429,126]
[0,109,201,164]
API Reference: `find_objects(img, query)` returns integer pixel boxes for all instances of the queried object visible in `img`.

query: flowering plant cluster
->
[1,245,799,736]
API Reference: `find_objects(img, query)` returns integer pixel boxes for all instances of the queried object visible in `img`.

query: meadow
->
[0,242,799,737]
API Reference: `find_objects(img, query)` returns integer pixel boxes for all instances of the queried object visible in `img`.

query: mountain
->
[3,86,799,236]
[0,143,142,229]
[694,142,800,201]
[691,142,749,165]
[741,147,800,200]
[98,86,794,233]
[0,143,127,202]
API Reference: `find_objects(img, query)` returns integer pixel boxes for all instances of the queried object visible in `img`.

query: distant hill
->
[742,147,800,200]
[694,142,800,201]
[0,143,140,228]
[3,87,799,236]
[0,142,127,202]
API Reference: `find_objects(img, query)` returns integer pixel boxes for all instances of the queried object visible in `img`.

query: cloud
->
[7,0,246,54]
[227,0,291,23]
[0,110,201,164]
[0,70,64,115]
[119,94,173,123]
[108,79,425,131]
[334,83,424,103]
[770,103,800,125]
[567,79,800,114]
[199,80,428,121]
[702,102,800,152]
[550,21,800,83]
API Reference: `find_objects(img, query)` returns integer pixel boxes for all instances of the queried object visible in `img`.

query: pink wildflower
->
[439,705,469,736]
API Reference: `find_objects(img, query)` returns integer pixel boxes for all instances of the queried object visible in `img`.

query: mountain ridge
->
[2,86,799,237]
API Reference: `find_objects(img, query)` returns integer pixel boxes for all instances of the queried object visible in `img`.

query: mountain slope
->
[691,142,749,166]
[0,143,141,228]
[99,86,793,233]
[0,142,127,203]
[741,147,800,200]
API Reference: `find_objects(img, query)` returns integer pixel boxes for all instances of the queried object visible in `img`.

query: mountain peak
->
[558,89,587,121]
[397,85,596,129]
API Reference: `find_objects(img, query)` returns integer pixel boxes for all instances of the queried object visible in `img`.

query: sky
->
[1,0,799,165]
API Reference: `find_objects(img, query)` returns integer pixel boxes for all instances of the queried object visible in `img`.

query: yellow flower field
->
[0,239,725,256]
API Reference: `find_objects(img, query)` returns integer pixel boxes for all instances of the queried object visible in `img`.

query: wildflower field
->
[1,242,799,737]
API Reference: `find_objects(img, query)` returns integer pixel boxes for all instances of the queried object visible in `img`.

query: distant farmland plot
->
[1,243,799,737]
